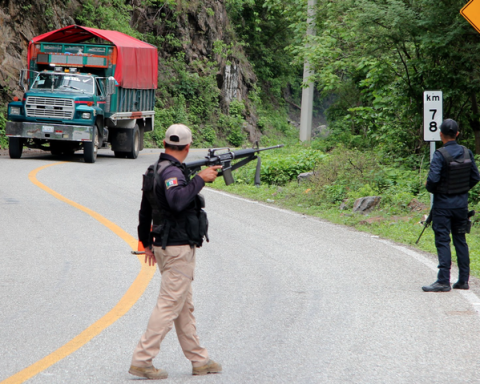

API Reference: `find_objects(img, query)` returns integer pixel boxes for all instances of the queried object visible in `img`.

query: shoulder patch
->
[165,177,178,189]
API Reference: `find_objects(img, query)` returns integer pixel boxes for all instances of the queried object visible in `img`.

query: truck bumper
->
[6,122,94,142]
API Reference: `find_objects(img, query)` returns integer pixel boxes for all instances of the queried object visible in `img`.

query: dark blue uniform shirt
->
[426,141,480,209]
[138,153,205,248]
[157,153,205,212]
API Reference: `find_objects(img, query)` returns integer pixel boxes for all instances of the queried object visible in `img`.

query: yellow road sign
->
[461,0,480,33]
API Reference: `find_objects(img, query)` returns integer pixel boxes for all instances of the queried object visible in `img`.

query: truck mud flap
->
[110,128,135,152]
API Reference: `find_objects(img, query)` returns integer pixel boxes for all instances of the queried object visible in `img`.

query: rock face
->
[0,0,259,136]
[352,196,382,213]
[136,0,258,127]
[0,0,78,102]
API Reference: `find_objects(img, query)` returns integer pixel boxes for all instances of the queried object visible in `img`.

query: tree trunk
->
[469,92,480,154]
[474,130,480,155]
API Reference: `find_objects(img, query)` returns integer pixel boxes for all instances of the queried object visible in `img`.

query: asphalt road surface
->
[1,148,480,384]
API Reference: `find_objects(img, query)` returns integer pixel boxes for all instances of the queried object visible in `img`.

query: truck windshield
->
[31,73,94,94]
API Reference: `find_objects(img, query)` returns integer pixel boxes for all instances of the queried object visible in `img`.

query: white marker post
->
[423,90,443,207]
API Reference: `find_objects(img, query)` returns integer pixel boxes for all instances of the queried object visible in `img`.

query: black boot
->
[422,282,451,292]
[452,281,469,290]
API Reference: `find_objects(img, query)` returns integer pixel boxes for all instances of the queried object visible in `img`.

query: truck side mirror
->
[107,77,116,96]
[19,70,27,92]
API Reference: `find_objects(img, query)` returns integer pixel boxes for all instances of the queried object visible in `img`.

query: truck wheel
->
[126,125,140,159]
[50,142,63,156]
[114,151,127,158]
[84,125,98,163]
[9,137,23,159]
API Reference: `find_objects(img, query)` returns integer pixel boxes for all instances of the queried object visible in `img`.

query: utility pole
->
[299,0,316,142]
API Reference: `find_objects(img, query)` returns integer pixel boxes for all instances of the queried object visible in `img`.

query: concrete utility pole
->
[300,0,317,142]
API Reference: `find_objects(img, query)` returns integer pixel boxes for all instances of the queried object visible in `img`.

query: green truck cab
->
[5,25,157,163]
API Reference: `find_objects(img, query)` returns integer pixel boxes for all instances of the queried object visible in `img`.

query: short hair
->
[165,142,187,151]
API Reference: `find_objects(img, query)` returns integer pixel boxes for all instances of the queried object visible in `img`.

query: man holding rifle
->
[422,119,480,292]
[129,124,222,379]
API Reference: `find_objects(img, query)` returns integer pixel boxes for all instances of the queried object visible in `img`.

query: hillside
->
[0,0,288,148]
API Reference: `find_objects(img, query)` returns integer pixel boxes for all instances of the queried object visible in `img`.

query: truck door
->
[95,78,107,112]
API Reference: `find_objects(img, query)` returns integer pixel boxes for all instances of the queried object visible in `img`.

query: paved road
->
[1,148,480,384]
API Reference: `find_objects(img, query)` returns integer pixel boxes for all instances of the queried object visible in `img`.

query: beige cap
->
[164,124,192,146]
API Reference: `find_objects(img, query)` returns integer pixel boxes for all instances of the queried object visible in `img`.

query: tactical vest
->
[142,159,209,249]
[436,146,472,195]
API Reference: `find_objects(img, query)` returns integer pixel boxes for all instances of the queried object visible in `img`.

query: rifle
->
[415,211,433,244]
[416,209,475,244]
[185,143,284,186]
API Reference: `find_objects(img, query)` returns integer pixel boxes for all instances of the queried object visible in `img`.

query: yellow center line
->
[1,162,156,384]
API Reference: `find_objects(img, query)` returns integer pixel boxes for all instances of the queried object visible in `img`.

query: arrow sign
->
[461,0,480,33]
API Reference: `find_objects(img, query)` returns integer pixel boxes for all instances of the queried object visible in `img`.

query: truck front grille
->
[26,97,74,119]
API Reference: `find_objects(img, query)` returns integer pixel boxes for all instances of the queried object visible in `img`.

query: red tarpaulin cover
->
[29,25,158,89]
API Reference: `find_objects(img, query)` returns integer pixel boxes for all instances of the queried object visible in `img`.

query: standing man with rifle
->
[422,119,480,292]
[129,124,222,379]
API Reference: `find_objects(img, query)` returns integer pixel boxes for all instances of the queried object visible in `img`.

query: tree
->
[268,0,480,154]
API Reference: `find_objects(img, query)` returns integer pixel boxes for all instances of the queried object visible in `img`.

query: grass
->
[209,176,480,279]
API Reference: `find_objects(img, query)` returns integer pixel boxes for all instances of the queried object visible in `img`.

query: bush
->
[301,146,431,211]
[0,105,7,149]
[232,146,326,185]
[324,184,348,203]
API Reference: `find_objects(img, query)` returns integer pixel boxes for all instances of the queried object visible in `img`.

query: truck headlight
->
[10,107,21,115]
[81,112,91,119]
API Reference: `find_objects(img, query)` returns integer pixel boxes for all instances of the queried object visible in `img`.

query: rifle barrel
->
[184,144,284,177]
[415,226,427,244]
[185,158,209,168]
[232,144,284,158]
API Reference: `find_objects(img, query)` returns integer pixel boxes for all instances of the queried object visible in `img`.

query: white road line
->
[379,240,439,270]
[207,188,480,315]
[379,240,480,314]
[206,188,324,218]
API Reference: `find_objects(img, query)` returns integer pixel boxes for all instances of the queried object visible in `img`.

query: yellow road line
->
[1,162,156,384]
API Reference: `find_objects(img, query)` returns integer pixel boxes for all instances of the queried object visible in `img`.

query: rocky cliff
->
[0,0,78,100]
[0,0,260,139]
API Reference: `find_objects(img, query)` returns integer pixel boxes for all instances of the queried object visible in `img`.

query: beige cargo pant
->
[131,244,209,368]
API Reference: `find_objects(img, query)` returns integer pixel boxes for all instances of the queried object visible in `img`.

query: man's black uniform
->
[426,140,480,287]
[137,152,206,249]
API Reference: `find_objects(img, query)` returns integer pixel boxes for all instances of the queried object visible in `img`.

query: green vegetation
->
[77,0,144,39]
[226,0,302,102]
[210,141,480,277]
[263,0,480,155]
[75,0,293,149]
[0,105,7,149]
[2,0,480,276]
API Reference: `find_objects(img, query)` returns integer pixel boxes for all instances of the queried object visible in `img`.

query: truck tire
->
[9,137,23,159]
[114,151,127,158]
[84,125,98,163]
[126,125,140,159]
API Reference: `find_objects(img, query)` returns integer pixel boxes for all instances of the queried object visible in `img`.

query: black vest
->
[142,159,208,249]
[436,146,472,195]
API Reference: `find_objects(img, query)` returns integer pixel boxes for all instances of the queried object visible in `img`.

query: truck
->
[5,25,158,163]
